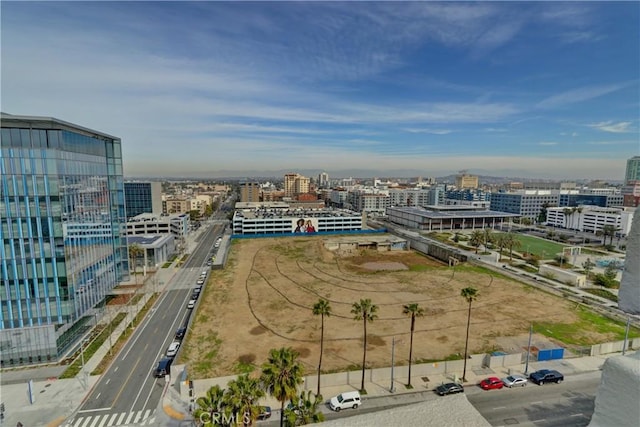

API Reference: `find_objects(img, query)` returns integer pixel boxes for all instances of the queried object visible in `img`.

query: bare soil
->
[180,236,602,379]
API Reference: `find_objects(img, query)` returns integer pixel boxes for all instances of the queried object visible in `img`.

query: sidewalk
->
[160,351,621,424]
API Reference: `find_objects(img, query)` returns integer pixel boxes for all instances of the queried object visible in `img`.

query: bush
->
[593,273,619,289]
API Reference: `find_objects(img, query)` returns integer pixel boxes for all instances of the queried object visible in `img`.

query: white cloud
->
[538,142,558,146]
[403,128,453,135]
[536,83,627,109]
[588,121,633,133]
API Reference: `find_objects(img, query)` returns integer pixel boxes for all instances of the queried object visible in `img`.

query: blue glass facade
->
[0,114,128,364]
[124,182,156,218]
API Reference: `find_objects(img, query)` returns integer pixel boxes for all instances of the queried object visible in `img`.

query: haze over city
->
[2,1,639,179]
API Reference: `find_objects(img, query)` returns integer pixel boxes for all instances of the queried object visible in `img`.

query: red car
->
[480,377,504,390]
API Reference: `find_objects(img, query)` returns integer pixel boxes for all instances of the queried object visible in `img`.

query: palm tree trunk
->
[280,400,285,427]
[317,315,324,396]
[408,316,415,387]
[462,300,472,382]
[361,318,367,392]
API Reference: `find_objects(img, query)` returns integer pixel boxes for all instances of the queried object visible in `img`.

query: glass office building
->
[124,181,162,219]
[0,113,128,365]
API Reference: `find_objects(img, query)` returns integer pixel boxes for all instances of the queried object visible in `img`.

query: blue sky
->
[2,1,639,180]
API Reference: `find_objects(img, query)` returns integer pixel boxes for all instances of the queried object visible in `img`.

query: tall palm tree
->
[351,299,378,393]
[402,303,424,388]
[128,243,144,284]
[469,230,483,254]
[224,374,264,427]
[504,232,521,260]
[460,287,479,382]
[312,299,331,396]
[194,384,226,427]
[483,228,493,251]
[494,233,507,261]
[562,208,572,229]
[284,390,325,426]
[601,225,616,246]
[261,347,304,427]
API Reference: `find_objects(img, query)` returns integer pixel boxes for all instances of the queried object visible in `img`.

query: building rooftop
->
[1,112,119,140]
[389,206,519,219]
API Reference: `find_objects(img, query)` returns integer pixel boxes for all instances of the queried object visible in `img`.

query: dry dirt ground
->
[180,236,604,379]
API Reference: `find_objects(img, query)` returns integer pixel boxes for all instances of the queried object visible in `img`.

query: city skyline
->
[2,1,639,179]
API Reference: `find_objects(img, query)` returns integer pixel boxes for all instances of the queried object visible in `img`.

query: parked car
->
[154,357,172,377]
[329,391,361,411]
[479,377,504,390]
[529,369,564,385]
[175,327,187,340]
[503,375,528,388]
[257,406,272,420]
[187,299,196,309]
[196,279,204,285]
[191,292,199,301]
[166,341,180,358]
[436,382,464,396]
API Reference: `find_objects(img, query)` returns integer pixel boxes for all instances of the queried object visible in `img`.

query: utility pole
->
[524,324,533,375]
[390,337,396,393]
[622,317,631,355]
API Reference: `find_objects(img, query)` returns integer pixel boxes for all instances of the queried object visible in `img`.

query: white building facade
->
[546,206,634,236]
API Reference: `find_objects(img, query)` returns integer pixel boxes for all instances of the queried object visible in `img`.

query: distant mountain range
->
[126,167,622,184]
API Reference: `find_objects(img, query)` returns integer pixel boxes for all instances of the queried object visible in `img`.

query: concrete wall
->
[539,264,586,287]
[486,353,523,368]
[590,338,640,356]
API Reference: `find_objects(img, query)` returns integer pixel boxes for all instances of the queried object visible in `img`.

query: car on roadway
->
[197,279,204,285]
[502,374,528,388]
[436,382,464,396]
[257,406,272,420]
[187,299,196,309]
[166,341,180,358]
[479,377,504,390]
[329,391,361,411]
[529,369,564,385]
[175,327,187,340]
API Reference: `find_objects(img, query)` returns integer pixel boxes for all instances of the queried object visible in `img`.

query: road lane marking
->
[113,366,118,373]
[105,378,110,385]
[95,392,101,400]
[106,413,119,425]
[96,414,110,427]
[88,414,102,427]
[531,401,543,404]
[79,417,93,427]
[133,411,143,423]
[570,413,584,417]
[493,406,506,410]
[116,412,126,424]
[142,409,152,422]
[110,355,144,407]
[77,407,111,413]
[125,411,136,424]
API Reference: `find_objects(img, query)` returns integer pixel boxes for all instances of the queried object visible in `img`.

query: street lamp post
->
[390,337,396,393]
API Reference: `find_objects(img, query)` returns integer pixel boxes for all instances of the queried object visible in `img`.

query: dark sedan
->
[175,327,187,340]
[436,382,464,396]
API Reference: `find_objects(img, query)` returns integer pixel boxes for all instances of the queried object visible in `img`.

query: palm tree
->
[469,230,483,254]
[261,347,304,427]
[128,243,144,284]
[582,258,595,282]
[284,390,325,426]
[224,374,264,427]
[504,232,521,260]
[312,299,331,396]
[494,233,507,261]
[483,228,493,251]
[562,208,572,229]
[402,303,424,388]
[194,384,226,427]
[460,287,479,382]
[601,225,616,246]
[351,299,378,393]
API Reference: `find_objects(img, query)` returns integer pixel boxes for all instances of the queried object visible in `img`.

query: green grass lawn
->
[512,234,566,259]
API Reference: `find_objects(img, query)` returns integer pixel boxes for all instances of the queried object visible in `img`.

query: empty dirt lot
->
[180,236,610,379]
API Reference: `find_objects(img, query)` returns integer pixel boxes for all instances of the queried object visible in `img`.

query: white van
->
[329,391,361,411]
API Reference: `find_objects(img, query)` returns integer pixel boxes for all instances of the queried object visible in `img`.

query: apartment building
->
[622,156,640,207]
[455,173,479,189]
[240,182,261,202]
[284,173,310,198]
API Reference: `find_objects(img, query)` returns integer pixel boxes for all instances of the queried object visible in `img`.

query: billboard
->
[292,218,319,233]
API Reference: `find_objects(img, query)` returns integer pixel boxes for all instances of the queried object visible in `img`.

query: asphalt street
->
[70,221,224,425]
[467,371,599,427]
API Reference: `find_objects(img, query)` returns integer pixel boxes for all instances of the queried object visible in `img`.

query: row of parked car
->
[436,369,565,396]
[154,267,210,378]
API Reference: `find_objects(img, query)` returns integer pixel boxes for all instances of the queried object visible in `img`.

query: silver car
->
[503,375,528,388]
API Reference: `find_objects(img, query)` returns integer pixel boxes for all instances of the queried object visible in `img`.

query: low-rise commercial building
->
[387,206,519,231]
[546,206,634,237]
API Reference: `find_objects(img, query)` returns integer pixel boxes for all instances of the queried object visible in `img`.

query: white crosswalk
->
[70,410,155,427]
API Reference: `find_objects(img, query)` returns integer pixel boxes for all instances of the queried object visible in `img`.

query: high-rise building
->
[0,113,128,365]
[623,156,640,207]
[124,181,162,219]
[240,182,261,202]
[284,173,310,198]
[318,172,330,188]
[455,172,479,189]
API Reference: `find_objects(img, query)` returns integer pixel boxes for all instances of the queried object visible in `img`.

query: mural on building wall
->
[292,218,318,233]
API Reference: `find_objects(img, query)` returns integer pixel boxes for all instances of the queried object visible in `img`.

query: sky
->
[2,1,639,180]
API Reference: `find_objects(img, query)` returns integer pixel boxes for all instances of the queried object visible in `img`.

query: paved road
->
[467,371,599,427]
[68,222,224,427]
